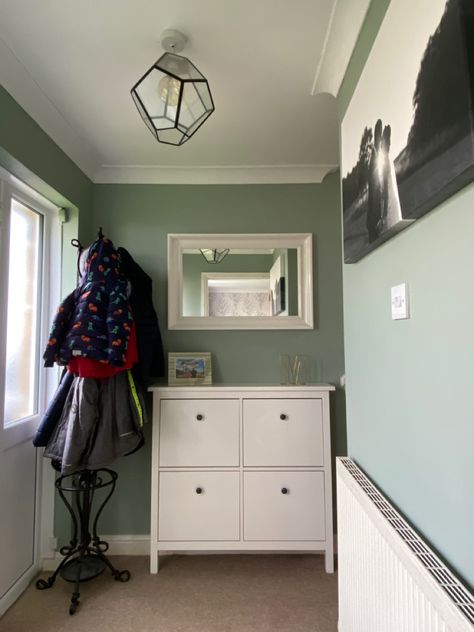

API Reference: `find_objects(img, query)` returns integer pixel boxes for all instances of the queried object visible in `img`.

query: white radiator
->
[337,458,474,632]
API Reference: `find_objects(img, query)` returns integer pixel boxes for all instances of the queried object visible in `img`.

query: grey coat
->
[44,371,145,475]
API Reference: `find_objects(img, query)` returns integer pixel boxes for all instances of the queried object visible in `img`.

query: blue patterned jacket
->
[43,237,132,367]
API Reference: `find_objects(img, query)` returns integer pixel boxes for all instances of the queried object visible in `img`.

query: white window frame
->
[0,168,61,451]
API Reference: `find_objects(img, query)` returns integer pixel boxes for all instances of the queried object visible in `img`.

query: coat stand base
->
[36,468,130,615]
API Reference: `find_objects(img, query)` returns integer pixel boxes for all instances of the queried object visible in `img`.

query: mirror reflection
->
[182,248,299,317]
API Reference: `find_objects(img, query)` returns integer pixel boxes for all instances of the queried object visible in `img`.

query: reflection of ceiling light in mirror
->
[200,248,230,264]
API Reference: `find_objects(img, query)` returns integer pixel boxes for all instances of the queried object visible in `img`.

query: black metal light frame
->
[131,52,215,146]
[200,248,230,264]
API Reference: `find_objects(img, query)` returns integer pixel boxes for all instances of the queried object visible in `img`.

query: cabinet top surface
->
[148,383,335,393]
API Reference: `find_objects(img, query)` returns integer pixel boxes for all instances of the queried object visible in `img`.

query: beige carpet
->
[0,555,338,632]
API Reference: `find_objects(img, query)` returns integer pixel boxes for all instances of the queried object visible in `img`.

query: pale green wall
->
[338,0,474,588]
[337,1,391,119]
[0,86,93,243]
[67,177,346,538]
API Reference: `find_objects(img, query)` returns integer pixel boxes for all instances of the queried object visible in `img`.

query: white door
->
[0,171,60,616]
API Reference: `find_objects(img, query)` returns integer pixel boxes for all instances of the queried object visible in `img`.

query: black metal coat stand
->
[36,468,130,615]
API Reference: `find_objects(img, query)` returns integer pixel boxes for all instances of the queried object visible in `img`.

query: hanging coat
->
[43,371,146,475]
[33,369,74,447]
[118,247,165,384]
[43,237,132,368]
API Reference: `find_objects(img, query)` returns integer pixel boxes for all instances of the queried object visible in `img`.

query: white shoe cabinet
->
[148,384,335,573]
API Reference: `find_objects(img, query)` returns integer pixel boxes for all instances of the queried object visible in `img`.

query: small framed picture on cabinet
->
[168,352,212,386]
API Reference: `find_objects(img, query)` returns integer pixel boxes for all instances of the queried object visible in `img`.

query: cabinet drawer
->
[159,399,239,466]
[243,471,325,541]
[159,472,240,541]
[243,399,323,466]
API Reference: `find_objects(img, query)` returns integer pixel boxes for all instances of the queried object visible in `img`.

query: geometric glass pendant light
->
[200,248,230,264]
[131,30,215,146]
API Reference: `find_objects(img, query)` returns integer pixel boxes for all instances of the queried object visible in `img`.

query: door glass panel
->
[4,199,42,425]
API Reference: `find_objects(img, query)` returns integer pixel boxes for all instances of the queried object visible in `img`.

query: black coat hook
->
[70,239,84,279]
[70,238,83,251]
[98,226,104,239]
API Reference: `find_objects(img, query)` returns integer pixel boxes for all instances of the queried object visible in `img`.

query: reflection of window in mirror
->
[182,249,298,317]
[204,275,271,317]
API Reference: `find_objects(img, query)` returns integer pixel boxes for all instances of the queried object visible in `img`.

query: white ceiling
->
[0,0,369,184]
[209,277,270,293]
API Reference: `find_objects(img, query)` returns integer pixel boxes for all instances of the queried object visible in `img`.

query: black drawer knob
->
[280,413,287,420]
[196,414,204,421]
[281,487,289,495]
[196,487,203,494]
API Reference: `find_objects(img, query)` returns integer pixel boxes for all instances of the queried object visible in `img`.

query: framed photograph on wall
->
[168,352,212,386]
[341,0,474,263]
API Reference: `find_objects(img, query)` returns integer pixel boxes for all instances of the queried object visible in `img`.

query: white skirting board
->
[41,535,333,571]
[41,535,150,570]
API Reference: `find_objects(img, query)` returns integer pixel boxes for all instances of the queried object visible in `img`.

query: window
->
[0,170,61,448]
[4,200,43,425]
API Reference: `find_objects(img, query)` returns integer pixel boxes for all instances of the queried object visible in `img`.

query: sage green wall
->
[0,86,93,243]
[183,253,274,316]
[70,176,346,538]
[338,0,474,587]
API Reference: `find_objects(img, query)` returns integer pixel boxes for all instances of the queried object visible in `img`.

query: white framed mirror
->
[168,234,313,330]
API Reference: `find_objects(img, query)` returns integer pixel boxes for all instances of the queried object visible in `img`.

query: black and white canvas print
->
[341,0,474,263]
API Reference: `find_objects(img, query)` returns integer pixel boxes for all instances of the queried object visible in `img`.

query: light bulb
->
[158,75,181,107]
